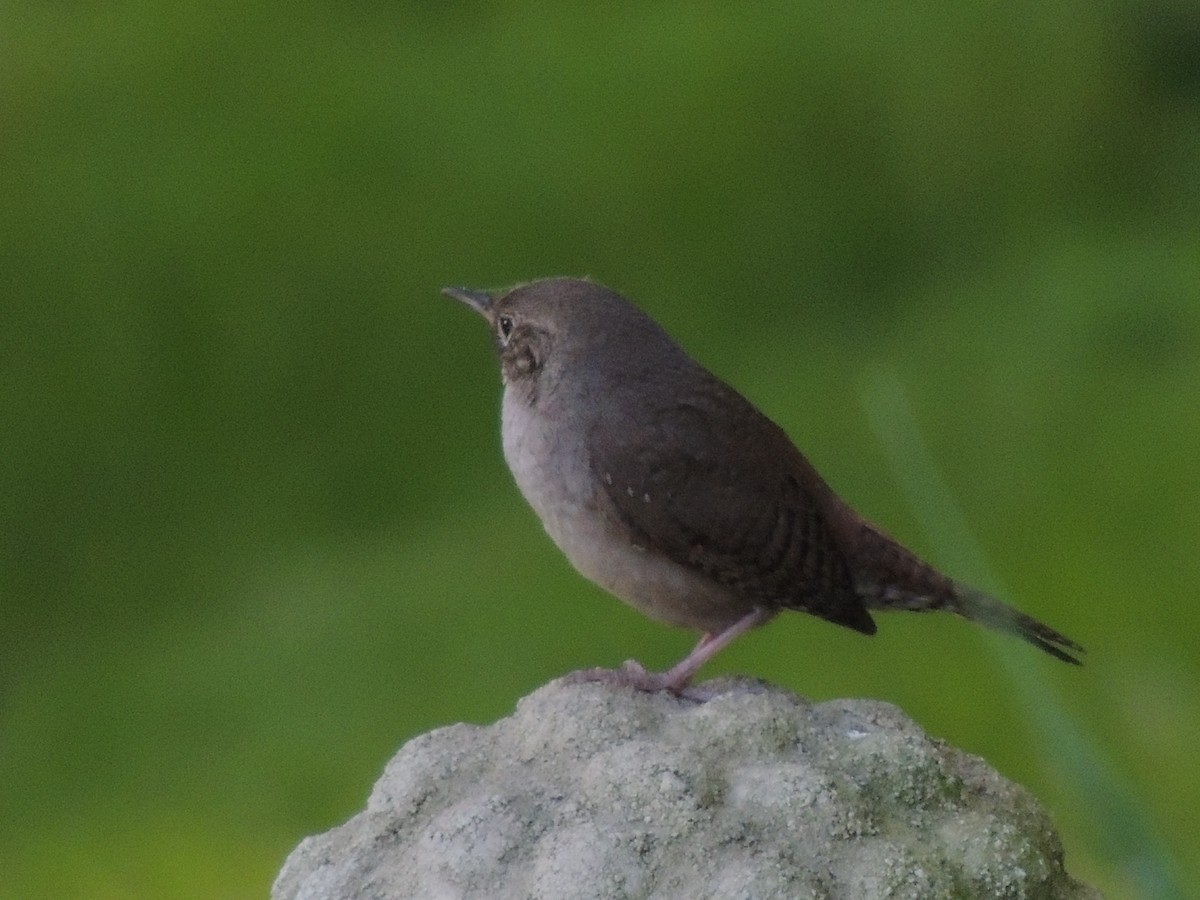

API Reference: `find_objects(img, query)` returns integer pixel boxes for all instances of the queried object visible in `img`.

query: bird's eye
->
[498,316,514,340]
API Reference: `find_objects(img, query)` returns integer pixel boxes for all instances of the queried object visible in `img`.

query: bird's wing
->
[588,379,876,635]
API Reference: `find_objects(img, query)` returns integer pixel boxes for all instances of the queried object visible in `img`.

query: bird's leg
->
[655,607,771,691]
[570,607,772,696]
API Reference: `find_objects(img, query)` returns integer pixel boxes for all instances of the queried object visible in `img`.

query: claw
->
[567,659,713,700]
[566,608,772,698]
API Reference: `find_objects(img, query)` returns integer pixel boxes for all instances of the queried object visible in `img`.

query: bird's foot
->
[568,660,709,698]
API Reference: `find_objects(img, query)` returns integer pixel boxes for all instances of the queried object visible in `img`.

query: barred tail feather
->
[952,584,1084,665]
[853,522,1084,664]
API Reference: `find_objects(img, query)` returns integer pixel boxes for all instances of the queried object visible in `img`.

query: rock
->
[272,677,1098,900]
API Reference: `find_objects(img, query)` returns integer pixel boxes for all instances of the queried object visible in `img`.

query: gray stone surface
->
[273,677,1098,900]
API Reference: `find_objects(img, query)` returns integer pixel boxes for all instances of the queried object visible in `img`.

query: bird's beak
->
[441,286,494,320]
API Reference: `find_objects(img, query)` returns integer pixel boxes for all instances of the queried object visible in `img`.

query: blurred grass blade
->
[859,366,1184,900]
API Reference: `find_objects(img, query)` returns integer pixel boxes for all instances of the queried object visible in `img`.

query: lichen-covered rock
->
[273,677,1098,900]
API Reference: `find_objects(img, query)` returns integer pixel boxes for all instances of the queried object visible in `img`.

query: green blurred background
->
[2,1,1197,897]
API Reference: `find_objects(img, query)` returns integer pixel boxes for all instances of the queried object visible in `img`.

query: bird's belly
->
[502,395,749,634]
[549,509,751,633]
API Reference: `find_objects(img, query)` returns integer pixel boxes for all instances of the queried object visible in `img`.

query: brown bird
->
[445,278,1083,693]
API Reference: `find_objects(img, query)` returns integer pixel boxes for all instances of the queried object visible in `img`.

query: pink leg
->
[571,607,772,695]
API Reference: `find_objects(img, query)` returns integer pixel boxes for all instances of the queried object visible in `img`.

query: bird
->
[443,277,1083,693]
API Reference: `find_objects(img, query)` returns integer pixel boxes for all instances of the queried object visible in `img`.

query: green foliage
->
[1,1,1196,897]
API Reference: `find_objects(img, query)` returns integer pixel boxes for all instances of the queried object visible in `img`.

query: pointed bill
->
[441,286,494,320]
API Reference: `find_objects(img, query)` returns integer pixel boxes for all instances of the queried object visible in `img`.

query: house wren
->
[444,278,1082,693]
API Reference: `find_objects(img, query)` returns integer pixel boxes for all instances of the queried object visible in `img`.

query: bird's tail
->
[854,522,1084,665]
[946,582,1084,665]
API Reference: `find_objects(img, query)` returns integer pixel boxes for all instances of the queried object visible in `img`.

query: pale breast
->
[500,389,752,634]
